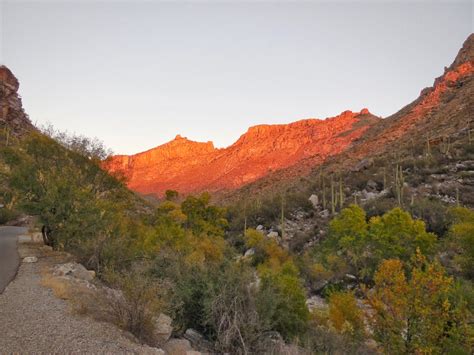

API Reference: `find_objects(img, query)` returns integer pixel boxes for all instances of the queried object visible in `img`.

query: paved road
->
[0,226,26,293]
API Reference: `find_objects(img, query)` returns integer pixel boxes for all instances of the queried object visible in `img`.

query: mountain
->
[0,66,34,137]
[105,110,380,197]
[106,34,474,200]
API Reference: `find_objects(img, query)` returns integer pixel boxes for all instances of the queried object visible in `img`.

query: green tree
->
[368,208,437,264]
[447,207,474,279]
[165,189,179,201]
[324,206,437,280]
[328,204,368,276]
[181,193,228,237]
[258,260,310,341]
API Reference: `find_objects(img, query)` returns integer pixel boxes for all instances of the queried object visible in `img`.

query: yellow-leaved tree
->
[365,251,471,353]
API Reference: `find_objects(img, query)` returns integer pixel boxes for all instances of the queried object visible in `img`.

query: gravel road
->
[0,242,163,354]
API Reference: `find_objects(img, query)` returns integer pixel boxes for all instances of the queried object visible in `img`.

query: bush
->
[409,197,449,236]
[0,207,18,224]
[103,264,167,343]
[258,261,310,340]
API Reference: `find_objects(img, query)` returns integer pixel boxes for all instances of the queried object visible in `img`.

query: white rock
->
[22,256,38,263]
[306,295,328,312]
[184,328,204,345]
[153,313,173,344]
[308,194,319,208]
[267,231,279,238]
[53,262,95,281]
[244,248,255,257]
[256,225,264,231]
[163,339,192,355]
[319,210,330,218]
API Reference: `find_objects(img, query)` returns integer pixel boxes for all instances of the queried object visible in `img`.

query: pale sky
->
[1,1,472,154]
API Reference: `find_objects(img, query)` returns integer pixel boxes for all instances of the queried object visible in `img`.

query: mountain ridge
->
[105,109,379,197]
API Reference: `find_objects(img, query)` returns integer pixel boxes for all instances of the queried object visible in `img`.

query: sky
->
[1,1,472,155]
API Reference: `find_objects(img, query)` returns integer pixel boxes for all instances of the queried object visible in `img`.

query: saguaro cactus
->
[330,176,336,215]
[440,136,451,156]
[339,177,344,209]
[322,179,327,210]
[280,192,285,239]
[395,164,404,206]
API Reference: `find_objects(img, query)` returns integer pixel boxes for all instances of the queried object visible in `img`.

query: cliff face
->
[105,109,380,197]
[0,66,34,136]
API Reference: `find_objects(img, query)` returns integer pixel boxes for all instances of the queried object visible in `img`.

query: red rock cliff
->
[105,109,379,197]
[0,66,34,135]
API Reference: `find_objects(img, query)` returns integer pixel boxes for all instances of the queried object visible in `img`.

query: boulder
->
[162,339,192,355]
[319,209,330,219]
[306,295,328,312]
[183,328,213,351]
[366,180,378,191]
[244,248,255,257]
[153,313,173,344]
[53,262,95,281]
[345,273,357,281]
[22,256,38,263]
[256,225,264,231]
[308,194,319,208]
[352,158,373,172]
[267,231,279,239]
[183,329,203,344]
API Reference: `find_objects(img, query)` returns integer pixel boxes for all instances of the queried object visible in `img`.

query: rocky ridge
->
[0,66,34,136]
[106,109,380,197]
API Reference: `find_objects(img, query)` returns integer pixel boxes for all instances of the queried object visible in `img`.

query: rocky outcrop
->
[0,66,34,136]
[105,109,380,197]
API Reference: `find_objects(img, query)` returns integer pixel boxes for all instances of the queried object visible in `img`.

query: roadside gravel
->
[0,242,162,354]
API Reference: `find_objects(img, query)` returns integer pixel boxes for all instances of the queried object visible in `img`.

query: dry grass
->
[40,274,71,300]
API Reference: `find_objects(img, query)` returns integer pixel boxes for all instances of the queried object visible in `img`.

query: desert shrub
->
[409,197,449,236]
[165,189,179,201]
[0,207,18,224]
[103,264,167,343]
[257,261,310,341]
[207,263,268,353]
[363,197,397,218]
[300,325,375,354]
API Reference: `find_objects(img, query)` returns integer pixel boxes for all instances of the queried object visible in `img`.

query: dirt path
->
[0,240,163,354]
